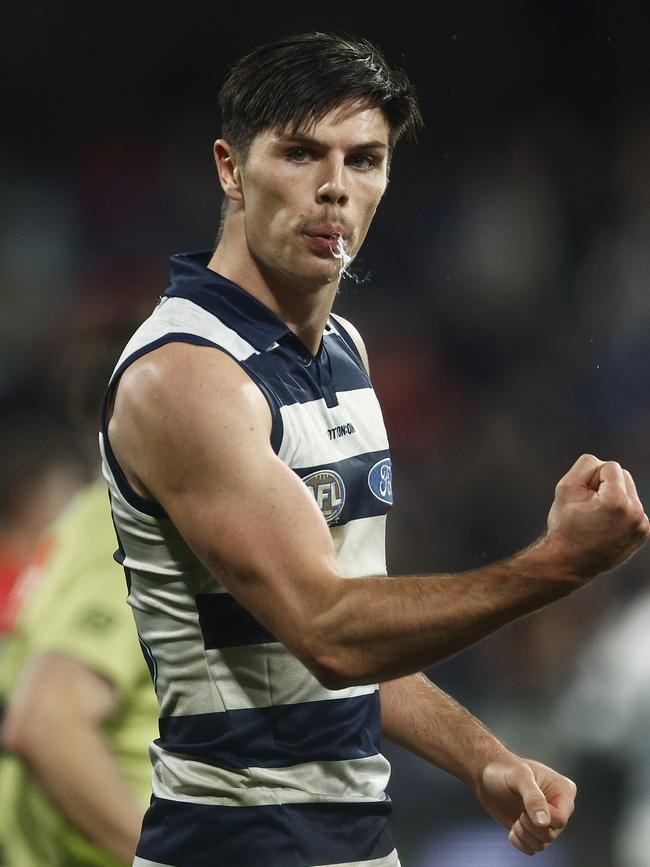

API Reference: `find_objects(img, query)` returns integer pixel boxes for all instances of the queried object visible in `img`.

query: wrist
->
[512,535,586,594]
[467,745,513,793]
[450,731,512,792]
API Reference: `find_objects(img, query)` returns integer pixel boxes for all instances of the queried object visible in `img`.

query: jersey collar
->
[164,251,294,352]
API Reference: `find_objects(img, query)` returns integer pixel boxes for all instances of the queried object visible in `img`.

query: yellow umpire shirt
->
[0,481,159,866]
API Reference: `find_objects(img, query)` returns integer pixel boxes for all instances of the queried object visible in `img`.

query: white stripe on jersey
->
[150,631,378,718]
[331,515,388,579]
[204,645,378,711]
[114,296,259,370]
[278,388,389,468]
[150,748,391,807]
[314,853,401,867]
[133,855,401,867]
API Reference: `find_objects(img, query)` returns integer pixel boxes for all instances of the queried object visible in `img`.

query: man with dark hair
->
[101,33,648,867]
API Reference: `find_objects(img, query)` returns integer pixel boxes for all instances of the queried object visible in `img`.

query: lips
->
[303,226,348,242]
[303,234,338,254]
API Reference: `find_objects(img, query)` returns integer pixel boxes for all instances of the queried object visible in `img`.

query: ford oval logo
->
[302,469,346,524]
[368,457,393,505]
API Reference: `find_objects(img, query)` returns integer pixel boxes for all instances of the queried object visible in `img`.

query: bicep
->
[110,344,342,658]
[165,435,342,644]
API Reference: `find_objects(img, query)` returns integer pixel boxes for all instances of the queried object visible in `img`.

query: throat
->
[208,234,336,355]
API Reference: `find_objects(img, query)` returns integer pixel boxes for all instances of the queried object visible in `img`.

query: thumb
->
[518,778,551,828]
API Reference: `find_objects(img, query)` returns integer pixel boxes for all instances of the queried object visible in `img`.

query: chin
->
[292,256,341,288]
[310,262,342,287]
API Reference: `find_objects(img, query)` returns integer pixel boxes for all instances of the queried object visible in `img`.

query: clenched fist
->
[545,454,649,580]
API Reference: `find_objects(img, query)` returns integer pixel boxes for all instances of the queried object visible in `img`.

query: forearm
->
[161,427,645,690]
[15,720,144,862]
[380,673,579,853]
[380,673,508,788]
[1,654,145,864]
[312,536,576,687]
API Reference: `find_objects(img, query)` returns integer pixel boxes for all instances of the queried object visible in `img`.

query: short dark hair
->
[218,32,423,158]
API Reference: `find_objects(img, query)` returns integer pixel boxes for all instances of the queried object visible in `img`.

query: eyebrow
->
[275,133,388,151]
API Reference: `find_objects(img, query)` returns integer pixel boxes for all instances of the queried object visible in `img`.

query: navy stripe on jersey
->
[242,332,371,411]
[137,797,394,867]
[196,592,277,649]
[297,449,392,526]
[158,692,381,768]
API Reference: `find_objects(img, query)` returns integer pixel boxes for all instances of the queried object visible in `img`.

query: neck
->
[207,215,339,356]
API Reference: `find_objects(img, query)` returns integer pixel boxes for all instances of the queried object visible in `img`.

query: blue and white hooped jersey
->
[100,251,399,867]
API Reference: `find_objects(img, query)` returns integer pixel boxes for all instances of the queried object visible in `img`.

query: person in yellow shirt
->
[0,318,158,866]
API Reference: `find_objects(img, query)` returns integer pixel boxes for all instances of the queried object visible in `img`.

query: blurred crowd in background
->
[1,3,649,865]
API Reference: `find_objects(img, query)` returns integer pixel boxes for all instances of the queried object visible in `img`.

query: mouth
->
[302,227,350,256]
[304,227,348,240]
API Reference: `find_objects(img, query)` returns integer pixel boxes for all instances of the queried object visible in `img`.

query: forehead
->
[256,102,390,150]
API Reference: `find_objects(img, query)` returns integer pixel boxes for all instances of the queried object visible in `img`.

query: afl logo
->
[302,469,346,524]
[368,457,393,505]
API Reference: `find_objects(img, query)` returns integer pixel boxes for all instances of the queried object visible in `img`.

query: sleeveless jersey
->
[100,251,399,867]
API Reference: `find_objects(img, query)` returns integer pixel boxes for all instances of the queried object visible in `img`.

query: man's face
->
[236,102,390,289]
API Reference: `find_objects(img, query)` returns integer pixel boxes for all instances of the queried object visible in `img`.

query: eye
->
[286,147,313,163]
[348,153,376,170]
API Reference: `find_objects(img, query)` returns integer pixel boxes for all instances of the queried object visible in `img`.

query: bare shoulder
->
[108,342,272,499]
[113,342,269,431]
[331,313,370,374]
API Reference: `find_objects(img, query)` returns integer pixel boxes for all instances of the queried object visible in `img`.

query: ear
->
[214,139,243,202]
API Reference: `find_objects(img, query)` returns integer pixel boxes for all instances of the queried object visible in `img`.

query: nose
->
[316,158,348,206]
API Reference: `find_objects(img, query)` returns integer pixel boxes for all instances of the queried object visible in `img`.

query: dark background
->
[2,3,649,864]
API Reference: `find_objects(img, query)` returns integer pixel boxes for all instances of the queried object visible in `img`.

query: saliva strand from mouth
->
[330,234,353,279]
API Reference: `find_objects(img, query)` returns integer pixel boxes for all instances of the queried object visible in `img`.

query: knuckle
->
[604,494,627,515]
[630,511,649,535]
[635,520,650,541]
[555,478,568,496]
[629,503,645,523]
